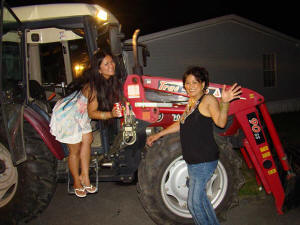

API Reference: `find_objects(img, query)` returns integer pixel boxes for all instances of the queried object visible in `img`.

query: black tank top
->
[180,95,219,164]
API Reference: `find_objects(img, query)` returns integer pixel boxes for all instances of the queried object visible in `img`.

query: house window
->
[263,53,277,87]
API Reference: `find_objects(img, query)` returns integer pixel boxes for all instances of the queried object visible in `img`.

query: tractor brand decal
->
[247,112,265,145]
[172,114,181,121]
[267,168,277,175]
[157,81,224,97]
[249,118,261,133]
[158,81,186,94]
[127,84,140,99]
[207,87,222,98]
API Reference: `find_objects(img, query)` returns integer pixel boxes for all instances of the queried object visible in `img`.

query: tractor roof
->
[12,3,119,24]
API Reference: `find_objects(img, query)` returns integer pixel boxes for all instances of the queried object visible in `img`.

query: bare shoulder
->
[201,94,219,111]
[198,94,217,116]
[81,84,90,96]
[203,94,218,103]
[82,84,97,102]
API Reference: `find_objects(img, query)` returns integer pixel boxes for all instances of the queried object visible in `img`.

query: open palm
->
[221,83,242,103]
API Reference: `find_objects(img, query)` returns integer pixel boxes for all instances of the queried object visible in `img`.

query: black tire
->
[285,144,300,175]
[137,133,244,225]
[0,121,57,224]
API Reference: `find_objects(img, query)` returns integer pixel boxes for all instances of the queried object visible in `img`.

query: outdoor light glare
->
[97,9,108,21]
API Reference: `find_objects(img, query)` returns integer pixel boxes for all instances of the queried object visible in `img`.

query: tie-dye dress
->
[50,91,92,144]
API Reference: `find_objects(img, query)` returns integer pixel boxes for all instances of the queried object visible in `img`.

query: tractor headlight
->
[97,9,108,21]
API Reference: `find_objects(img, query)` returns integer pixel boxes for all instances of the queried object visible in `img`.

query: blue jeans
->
[187,160,220,225]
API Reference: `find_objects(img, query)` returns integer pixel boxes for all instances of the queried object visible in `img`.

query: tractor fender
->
[24,106,65,160]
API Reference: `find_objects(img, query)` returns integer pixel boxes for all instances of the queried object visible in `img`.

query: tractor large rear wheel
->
[0,121,57,224]
[138,133,244,225]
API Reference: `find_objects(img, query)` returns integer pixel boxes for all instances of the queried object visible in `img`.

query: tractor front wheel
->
[0,121,57,224]
[138,133,244,225]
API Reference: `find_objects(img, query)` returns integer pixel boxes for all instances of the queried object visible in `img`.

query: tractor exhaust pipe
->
[132,29,143,75]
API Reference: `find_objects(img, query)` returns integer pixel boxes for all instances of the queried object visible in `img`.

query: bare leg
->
[68,143,85,196]
[79,132,93,187]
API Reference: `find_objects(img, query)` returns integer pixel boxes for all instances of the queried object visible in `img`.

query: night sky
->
[5,0,300,40]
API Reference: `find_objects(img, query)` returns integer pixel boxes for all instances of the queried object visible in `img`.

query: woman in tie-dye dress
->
[50,50,123,198]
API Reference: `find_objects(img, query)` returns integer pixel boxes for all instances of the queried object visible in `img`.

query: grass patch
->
[239,168,262,196]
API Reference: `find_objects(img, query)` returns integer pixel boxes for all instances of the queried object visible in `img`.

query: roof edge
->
[131,14,299,44]
[12,3,119,24]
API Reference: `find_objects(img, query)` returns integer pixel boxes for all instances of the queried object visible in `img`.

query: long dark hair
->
[88,50,123,111]
[66,50,123,111]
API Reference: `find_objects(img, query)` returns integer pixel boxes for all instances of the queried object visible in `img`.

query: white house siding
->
[126,15,300,105]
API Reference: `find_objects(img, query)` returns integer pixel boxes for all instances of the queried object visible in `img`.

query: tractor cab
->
[11,3,150,187]
[12,3,132,160]
[12,3,126,111]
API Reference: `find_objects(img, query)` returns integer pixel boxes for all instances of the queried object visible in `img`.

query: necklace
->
[180,94,204,124]
[180,99,199,124]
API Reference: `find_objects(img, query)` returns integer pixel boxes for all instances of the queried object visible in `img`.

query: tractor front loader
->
[128,30,300,224]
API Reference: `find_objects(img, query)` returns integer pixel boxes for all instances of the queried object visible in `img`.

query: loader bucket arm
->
[234,104,286,214]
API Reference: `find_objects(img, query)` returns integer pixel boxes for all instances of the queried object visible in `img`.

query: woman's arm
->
[146,102,192,147]
[87,96,113,120]
[146,121,180,147]
[208,96,229,128]
[85,88,119,120]
[208,83,241,128]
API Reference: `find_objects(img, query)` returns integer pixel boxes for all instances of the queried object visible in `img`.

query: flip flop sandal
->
[84,185,97,194]
[74,187,87,198]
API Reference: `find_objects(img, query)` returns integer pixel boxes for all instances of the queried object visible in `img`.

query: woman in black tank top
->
[147,66,241,225]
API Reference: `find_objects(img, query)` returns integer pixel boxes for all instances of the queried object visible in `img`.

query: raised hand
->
[221,83,242,103]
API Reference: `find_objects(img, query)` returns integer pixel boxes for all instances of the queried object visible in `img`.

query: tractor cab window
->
[0,5,26,164]
[39,37,89,83]
[40,42,66,84]
[30,27,90,99]
[69,38,89,78]
[30,23,124,99]
[1,7,23,102]
[97,26,111,53]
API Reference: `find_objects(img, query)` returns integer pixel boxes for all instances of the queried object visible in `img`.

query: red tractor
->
[0,1,299,225]
[126,32,300,224]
